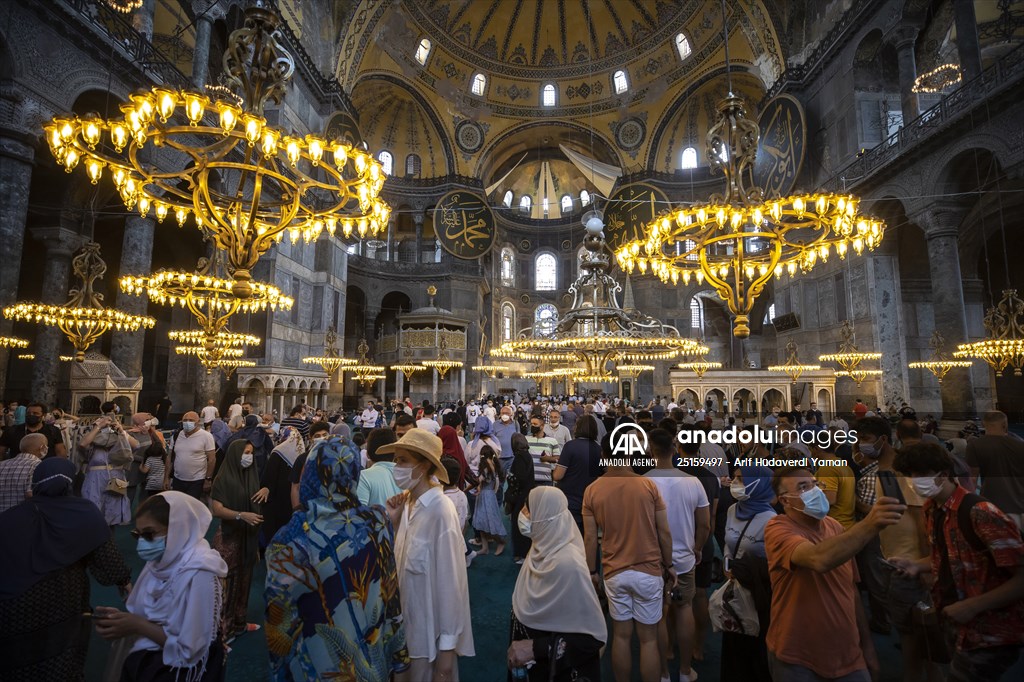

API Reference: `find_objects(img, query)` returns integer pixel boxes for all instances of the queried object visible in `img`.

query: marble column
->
[952,0,983,80]
[110,216,156,377]
[414,213,424,264]
[431,369,438,406]
[0,131,34,396]
[386,216,396,262]
[363,307,380,356]
[30,228,89,408]
[133,0,157,39]
[917,205,976,420]
[193,361,222,410]
[191,13,214,89]
[890,25,921,123]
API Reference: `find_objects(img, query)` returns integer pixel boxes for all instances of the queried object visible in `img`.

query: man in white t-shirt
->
[644,428,710,682]
[226,398,243,421]
[543,409,572,449]
[167,411,216,499]
[200,399,219,425]
[465,401,480,427]
[482,400,497,422]
[416,405,441,434]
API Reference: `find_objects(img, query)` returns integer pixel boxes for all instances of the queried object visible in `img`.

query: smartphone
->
[877,470,906,505]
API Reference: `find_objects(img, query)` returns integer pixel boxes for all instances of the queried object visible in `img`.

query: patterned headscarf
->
[735,465,776,520]
[265,436,409,680]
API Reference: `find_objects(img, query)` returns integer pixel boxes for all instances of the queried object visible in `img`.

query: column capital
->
[910,202,970,238]
[191,0,225,21]
[31,227,89,259]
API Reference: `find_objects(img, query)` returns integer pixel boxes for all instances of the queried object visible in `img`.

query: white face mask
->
[240,453,254,468]
[392,465,422,491]
[146,418,160,428]
[181,421,196,432]
[500,414,511,422]
[39,447,48,459]
[910,475,943,498]
[518,511,532,537]
[311,436,327,448]
[730,482,750,501]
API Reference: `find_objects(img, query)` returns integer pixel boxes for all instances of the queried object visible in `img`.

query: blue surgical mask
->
[137,536,166,562]
[790,487,830,520]
[859,442,879,458]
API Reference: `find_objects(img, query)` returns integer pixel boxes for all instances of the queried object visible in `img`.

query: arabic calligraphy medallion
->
[753,94,807,199]
[434,190,496,259]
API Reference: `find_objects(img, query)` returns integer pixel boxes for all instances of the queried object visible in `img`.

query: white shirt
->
[644,469,709,573]
[444,488,468,529]
[359,408,379,428]
[465,404,480,424]
[416,418,440,435]
[200,405,219,423]
[593,400,606,415]
[694,409,706,421]
[171,428,215,482]
[667,402,678,411]
[227,403,242,420]
[395,487,475,660]
[544,422,572,449]
[483,405,497,421]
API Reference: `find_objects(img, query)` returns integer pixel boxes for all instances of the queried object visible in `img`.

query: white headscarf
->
[127,492,227,674]
[273,427,305,467]
[512,487,607,643]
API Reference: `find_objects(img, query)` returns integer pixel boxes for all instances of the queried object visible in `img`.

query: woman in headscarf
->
[265,436,409,681]
[210,439,263,640]
[507,487,606,681]
[78,414,138,529]
[505,433,537,563]
[720,464,776,682]
[0,458,130,681]
[438,425,469,489]
[227,414,273,475]
[95,492,228,682]
[464,414,502,478]
[254,426,305,546]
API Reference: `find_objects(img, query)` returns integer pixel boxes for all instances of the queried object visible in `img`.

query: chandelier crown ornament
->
[422,335,464,380]
[819,320,883,376]
[954,289,1024,377]
[908,330,973,383]
[302,325,357,377]
[348,337,387,384]
[4,242,155,362]
[44,4,389,299]
[768,341,821,384]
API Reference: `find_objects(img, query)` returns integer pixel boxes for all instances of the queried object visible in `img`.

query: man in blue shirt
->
[493,405,520,474]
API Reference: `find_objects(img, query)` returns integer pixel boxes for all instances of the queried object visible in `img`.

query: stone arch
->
[761,388,786,413]
[704,388,726,414]
[377,290,413,335]
[925,140,1014,201]
[677,389,699,409]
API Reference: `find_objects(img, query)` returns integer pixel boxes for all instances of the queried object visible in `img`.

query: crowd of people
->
[0,392,1022,682]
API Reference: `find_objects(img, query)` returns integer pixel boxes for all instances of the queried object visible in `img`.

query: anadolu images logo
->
[610,422,649,458]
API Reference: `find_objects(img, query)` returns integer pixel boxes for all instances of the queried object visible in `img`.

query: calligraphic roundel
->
[434,190,496,259]
[753,94,807,200]
[603,183,670,252]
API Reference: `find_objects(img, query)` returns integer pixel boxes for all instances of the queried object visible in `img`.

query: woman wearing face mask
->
[0,457,131,680]
[507,487,606,681]
[210,440,263,640]
[253,425,308,547]
[721,465,777,682]
[78,415,139,530]
[382,430,474,680]
[506,433,537,563]
[95,491,228,681]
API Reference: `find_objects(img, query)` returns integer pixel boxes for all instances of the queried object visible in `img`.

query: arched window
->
[500,247,516,287]
[535,253,557,291]
[542,83,556,107]
[377,150,393,175]
[501,302,515,342]
[560,194,573,214]
[765,303,776,324]
[690,297,703,330]
[542,197,550,217]
[415,38,432,65]
[405,154,421,177]
[535,303,558,337]
[502,190,514,208]
[580,189,591,206]
[681,146,698,169]
[519,195,532,214]
[675,33,692,61]
[612,69,629,94]
[471,73,487,96]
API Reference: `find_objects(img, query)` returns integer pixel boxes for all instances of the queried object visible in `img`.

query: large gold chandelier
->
[616,93,884,338]
[677,359,723,381]
[44,5,388,298]
[819,320,882,380]
[169,328,260,375]
[954,289,1024,377]
[302,326,356,377]
[909,330,972,383]
[768,341,821,383]
[495,214,704,376]
[4,242,155,361]
[348,338,386,385]
[422,335,463,379]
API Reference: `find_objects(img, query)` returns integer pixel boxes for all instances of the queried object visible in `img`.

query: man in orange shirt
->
[765,466,905,681]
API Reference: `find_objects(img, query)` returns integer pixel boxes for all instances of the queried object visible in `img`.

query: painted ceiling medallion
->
[455,119,484,154]
[615,117,647,151]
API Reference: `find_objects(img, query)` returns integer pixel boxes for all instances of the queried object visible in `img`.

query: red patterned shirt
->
[924,485,1024,650]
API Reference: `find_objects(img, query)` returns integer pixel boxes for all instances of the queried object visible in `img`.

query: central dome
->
[405,0,691,78]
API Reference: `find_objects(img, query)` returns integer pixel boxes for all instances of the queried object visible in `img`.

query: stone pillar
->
[459,367,466,403]
[432,368,438,406]
[133,0,157,39]
[952,0,983,80]
[191,11,214,89]
[110,216,156,377]
[0,130,34,395]
[916,205,976,421]
[193,362,222,410]
[30,228,89,408]
[386,216,396,262]
[414,213,424,264]
[890,25,920,123]
[396,369,404,403]
[363,307,380,356]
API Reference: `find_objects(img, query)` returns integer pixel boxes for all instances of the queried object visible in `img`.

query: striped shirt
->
[143,455,166,491]
[526,435,560,483]
[0,453,39,513]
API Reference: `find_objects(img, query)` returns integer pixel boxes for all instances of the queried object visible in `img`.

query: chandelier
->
[909,330,972,383]
[912,64,961,94]
[954,289,1024,377]
[495,213,704,375]
[100,0,144,13]
[357,373,386,389]
[768,341,821,383]
[422,335,463,380]
[392,343,426,381]
[677,359,723,381]
[616,364,655,380]
[834,369,883,385]
[472,363,510,378]
[17,354,74,362]
[348,338,386,385]
[168,329,261,348]
[819,320,882,376]
[0,336,29,349]
[44,5,389,298]
[302,326,356,377]
[169,328,259,374]
[4,242,155,362]
[220,359,257,379]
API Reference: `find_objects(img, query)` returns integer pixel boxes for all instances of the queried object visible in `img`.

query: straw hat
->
[376,428,449,484]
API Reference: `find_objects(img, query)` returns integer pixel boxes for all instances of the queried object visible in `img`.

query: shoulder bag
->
[709,515,760,636]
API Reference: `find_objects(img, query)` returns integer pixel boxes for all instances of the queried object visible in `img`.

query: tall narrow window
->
[378,150,393,175]
[405,154,421,177]
[613,69,628,94]
[542,197,549,217]
[535,303,558,337]
[681,146,698,169]
[580,189,591,206]
[500,247,515,287]
[501,303,515,341]
[471,73,487,96]
[675,33,692,60]
[690,297,703,330]
[542,84,556,107]
[520,195,532,214]
[502,190,514,207]
[415,38,432,65]
[535,253,557,291]
[765,303,777,324]
[560,194,573,214]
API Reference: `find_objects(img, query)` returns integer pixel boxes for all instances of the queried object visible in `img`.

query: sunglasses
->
[130,529,166,542]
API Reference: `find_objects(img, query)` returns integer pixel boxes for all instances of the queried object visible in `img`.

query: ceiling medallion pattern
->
[455,119,484,154]
[615,117,647,151]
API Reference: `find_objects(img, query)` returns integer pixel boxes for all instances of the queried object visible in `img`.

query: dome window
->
[520,195,532,214]
[415,38,432,65]
[378,150,393,175]
[675,33,692,61]
[542,84,556,107]
[613,70,629,94]
[502,190,514,208]
[560,194,573,214]
[405,154,421,177]
[681,146,698,169]
[580,190,591,207]
[471,73,487,96]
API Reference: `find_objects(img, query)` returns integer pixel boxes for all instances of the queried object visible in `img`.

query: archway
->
[677,389,699,411]
[761,388,785,414]
[733,388,756,417]
[704,388,726,415]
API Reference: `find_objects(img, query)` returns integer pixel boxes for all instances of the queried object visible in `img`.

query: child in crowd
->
[137,441,167,501]
[442,456,469,531]
[472,446,507,555]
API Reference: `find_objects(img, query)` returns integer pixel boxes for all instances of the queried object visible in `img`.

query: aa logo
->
[610,422,649,457]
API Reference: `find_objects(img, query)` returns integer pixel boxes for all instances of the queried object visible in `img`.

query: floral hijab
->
[264,436,409,680]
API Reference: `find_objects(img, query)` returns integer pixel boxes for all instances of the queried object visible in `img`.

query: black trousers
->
[171,477,205,500]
